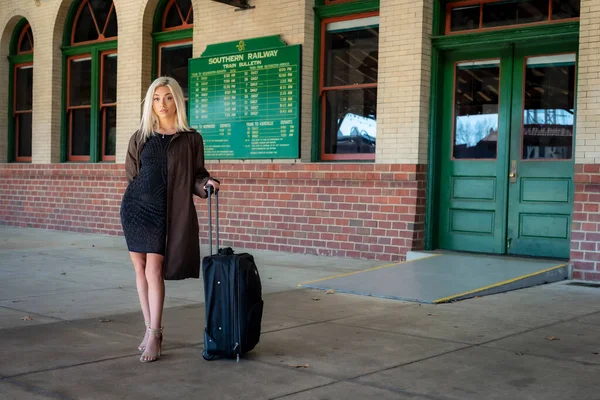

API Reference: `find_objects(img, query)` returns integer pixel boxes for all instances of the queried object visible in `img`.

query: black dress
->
[120,134,173,255]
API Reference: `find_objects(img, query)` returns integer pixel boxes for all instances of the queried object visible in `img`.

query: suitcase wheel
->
[202,350,216,361]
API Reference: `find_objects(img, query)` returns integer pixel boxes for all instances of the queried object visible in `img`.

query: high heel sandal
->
[138,321,150,352]
[140,327,163,363]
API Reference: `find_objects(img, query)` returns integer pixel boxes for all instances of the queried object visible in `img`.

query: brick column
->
[376,0,434,165]
[571,0,600,281]
[32,0,69,163]
[113,0,158,163]
[375,0,432,252]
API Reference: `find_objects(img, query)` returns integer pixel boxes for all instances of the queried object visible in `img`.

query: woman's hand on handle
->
[204,179,220,193]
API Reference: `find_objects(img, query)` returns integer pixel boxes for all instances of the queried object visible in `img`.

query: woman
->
[121,77,220,363]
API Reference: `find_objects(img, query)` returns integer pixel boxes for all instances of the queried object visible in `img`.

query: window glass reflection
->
[482,0,548,28]
[102,54,117,104]
[450,5,480,32]
[17,113,32,158]
[552,0,580,20]
[104,106,117,157]
[453,60,500,159]
[160,44,192,98]
[522,54,576,160]
[69,58,92,106]
[324,88,377,155]
[15,66,33,111]
[71,108,91,156]
[325,17,379,87]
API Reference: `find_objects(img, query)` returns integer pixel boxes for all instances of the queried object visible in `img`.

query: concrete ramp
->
[299,253,569,304]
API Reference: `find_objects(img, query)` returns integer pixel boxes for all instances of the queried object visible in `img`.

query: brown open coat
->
[125,130,211,280]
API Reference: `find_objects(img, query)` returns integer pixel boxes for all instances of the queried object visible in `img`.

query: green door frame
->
[425,21,580,251]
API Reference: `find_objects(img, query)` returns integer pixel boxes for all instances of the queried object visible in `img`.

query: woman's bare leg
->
[140,253,165,361]
[129,252,150,350]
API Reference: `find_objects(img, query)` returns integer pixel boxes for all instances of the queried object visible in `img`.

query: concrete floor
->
[1,226,600,399]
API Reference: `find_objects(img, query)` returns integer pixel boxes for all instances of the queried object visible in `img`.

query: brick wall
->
[571,165,600,281]
[0,164,126,235]
[0,163,427,261]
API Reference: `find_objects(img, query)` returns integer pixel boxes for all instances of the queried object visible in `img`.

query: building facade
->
[1,0,599,281]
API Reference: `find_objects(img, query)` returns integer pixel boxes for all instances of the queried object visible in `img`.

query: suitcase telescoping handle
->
[206,184,219,256]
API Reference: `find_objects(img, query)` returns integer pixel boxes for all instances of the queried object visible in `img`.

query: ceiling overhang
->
[211,0,255,10]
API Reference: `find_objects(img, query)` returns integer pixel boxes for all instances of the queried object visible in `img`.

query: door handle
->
[509,160,517,183]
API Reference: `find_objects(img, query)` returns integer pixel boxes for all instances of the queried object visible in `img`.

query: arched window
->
[63,0,118,162]
[8,21,33,162]
[154,0,193,102]
[72,0,117,44]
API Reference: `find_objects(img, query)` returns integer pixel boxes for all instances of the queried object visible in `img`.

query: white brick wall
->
[576,0,600,164]
[37,0,72,163]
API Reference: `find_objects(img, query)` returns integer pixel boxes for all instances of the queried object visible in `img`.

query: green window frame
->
[8,19,34,163]
[62,0,118,162]
[313,0,380,162]
[153,0,193,108]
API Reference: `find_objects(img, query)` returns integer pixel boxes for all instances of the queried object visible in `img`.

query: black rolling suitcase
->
[201,185,263,361]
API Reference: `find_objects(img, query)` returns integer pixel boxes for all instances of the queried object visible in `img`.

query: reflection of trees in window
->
[453,61,499,159]
[455,115,498,147]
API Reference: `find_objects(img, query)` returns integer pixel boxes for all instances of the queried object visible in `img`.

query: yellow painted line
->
[433,263,569,304]
[298,254,442,287]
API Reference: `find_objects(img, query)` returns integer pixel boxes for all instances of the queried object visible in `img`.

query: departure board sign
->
[188,36,301,159]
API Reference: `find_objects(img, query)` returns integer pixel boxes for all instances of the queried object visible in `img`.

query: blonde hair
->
[138,76,191,142]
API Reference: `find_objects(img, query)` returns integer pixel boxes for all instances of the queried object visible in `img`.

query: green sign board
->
[188,36,301,159]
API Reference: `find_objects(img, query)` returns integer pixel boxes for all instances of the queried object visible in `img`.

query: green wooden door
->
[438,48,513,254]
[438,43,576,259]
[506,44,577,258]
